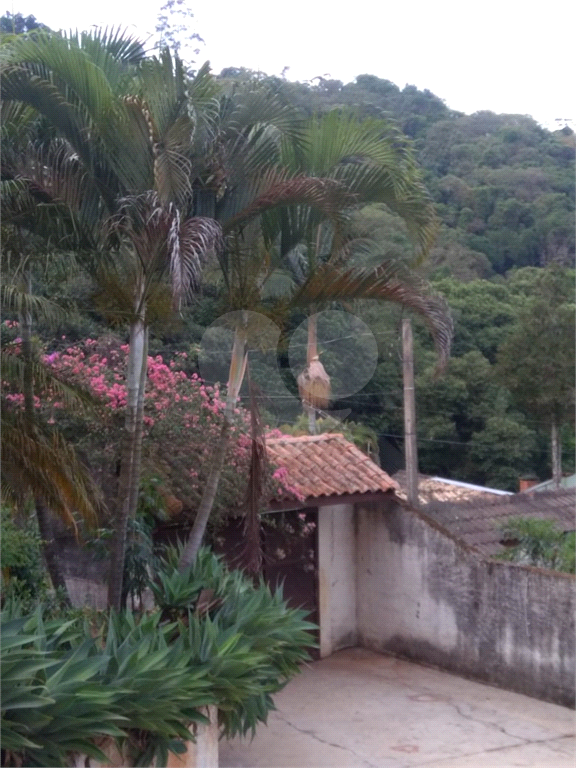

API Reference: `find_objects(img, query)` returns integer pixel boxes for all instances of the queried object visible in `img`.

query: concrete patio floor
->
[220,647,575,768]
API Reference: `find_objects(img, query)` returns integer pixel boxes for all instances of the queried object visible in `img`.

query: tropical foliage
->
[497,517,575,573]
[1,548,316,767]
[1,25,452,594]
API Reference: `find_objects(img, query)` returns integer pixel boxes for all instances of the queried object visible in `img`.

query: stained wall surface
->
[355,502,575,707]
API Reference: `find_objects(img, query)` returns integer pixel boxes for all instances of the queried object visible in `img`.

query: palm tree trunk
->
[306,313,318,434]
[178,325,247,571]
[127,327,149,521]
[551,417,562,487]
[107,314,148,610]
[20,273,70,602]
[35,500,69,595]
[177,419,232,571]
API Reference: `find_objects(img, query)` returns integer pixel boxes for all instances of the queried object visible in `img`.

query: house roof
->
[523,473,576,493]
[266,433,399,503]
[422,488,576,557]
[393,471,512,505]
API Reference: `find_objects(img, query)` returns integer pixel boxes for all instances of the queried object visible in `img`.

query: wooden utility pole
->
[551,418,561,487]
[402,319,419,507]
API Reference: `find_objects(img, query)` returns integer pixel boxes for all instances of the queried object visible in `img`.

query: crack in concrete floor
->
[273,695,574,768]
[274,711,381,768]
[416,734,576,766]
[221,650,574,768]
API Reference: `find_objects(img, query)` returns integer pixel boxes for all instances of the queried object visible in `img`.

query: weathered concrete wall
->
[318,504,357,657]
[356,501,575,707]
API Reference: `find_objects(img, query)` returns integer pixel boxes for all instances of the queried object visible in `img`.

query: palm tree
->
[1,97,108,597]
[276,110,444,429]
[1,29,356,601]
[1,29,225,607]
[1,286,103,596]
[176,111,452,570]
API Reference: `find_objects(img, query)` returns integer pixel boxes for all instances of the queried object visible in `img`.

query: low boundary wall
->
[356,501,575,707]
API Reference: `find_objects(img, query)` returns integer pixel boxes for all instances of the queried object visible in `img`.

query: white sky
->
[11,0,576,130]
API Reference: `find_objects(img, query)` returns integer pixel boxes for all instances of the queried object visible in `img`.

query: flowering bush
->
[2,329,291,524]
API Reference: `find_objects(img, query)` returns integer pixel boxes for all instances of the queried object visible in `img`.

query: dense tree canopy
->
[218,70,575,278]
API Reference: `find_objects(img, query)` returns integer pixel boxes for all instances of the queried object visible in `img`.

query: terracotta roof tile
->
[393,471,510,504]
[266,433,399,502]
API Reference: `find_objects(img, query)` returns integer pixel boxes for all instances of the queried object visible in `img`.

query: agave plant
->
[149,546,317,738]
[1,549,317,766]
[1,606,126,767]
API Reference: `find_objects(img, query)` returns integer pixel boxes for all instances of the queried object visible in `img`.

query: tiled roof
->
[423,488,576,557]
[393,471,511,505]
[266,433,399,502]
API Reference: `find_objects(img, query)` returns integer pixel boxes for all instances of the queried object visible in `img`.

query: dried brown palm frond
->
[1,409,102,529]
[107,190,224,310]
[297,357,332,410]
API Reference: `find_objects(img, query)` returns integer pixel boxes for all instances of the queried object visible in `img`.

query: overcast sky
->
[11,0,575,130]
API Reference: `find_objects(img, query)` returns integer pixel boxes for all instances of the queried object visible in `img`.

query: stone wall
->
[355,501,575,707]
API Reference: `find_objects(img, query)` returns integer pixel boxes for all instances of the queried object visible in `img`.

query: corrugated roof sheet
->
[423,488,576,557]
[266,433,399,502]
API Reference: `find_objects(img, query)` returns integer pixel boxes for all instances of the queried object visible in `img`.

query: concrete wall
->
[317,504,357,657]
[355,501,575,707]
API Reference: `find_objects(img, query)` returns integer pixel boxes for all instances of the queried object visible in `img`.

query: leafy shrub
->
[0,508,46,604]
[1,548,317,766]
[498,516,575,573]
[151,546,318,737]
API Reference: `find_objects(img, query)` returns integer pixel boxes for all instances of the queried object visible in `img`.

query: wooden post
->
[402,319,419,508]
[551,418,562,487]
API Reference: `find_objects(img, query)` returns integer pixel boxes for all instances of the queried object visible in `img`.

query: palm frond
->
[1,285,66,326]
[291,263,453,371]
[2,139,103,248]
[74,26,147,68]
[175,217,223,305]
[107,191,223,309]
[223,171,354,233]
[1,410,102,527]
[280,110,439,261]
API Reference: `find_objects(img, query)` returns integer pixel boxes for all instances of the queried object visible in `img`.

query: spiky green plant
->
[2,548,317,766]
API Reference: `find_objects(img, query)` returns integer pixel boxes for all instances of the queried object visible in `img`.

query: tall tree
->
[275,109,442,428]
[1,29,223,607]
[177,110,452,570]
[495,266,575,484]
[2,31,365,596]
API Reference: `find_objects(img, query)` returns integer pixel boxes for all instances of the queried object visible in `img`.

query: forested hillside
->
[220,69,575,279]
